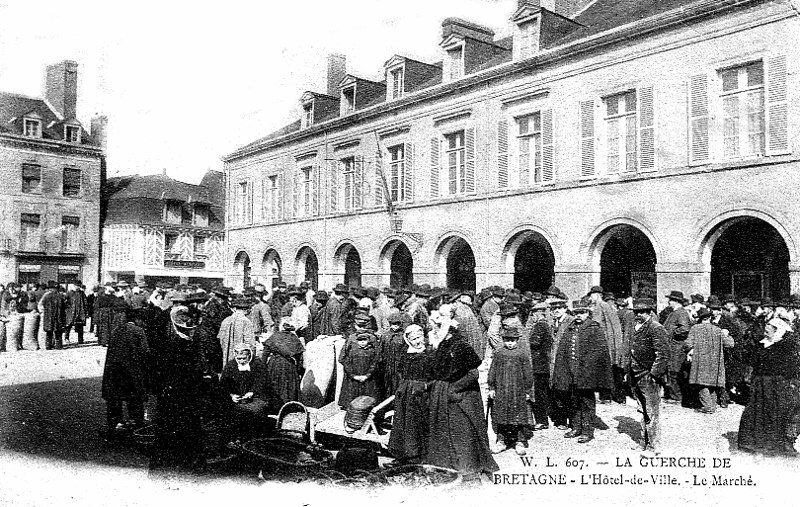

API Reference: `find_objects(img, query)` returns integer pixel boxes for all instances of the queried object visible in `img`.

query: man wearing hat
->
[287,286,311,342]
[708,296,744,408]
[39,280,65,350]
[270,281,289,327]
[480,287,504,332]
[552,299,613,443]
[308,289,329,342]
[193,286,233,375]
[663,290,691,404]
[248,284,274,336]
[217,296,256,371]
[379,311,413,397]
[587,286,624,404]
[627,298,669,454]
[683,307,734,414]
[527,302,554,430]
[320,283,348,337]
[548,298,574,430]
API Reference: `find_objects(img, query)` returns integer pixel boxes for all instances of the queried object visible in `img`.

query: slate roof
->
[105,172,219,205]
[0,91,95,145]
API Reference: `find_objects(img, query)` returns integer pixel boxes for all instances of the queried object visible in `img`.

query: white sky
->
[0,0,516,184]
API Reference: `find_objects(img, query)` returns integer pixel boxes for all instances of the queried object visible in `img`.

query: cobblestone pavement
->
[1,334,797,506]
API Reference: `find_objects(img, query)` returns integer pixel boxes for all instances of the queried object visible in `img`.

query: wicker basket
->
[241,436,332,470]
[276,401,311,440]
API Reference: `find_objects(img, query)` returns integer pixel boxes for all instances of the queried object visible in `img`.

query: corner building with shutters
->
[224,0,800,307]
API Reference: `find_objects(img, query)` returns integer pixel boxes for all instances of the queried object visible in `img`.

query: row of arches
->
[231,216,791,301]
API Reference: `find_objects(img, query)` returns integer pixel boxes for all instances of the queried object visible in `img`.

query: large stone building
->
[223,0,800,306]
[101,171,226,289]
[0,61,105,287]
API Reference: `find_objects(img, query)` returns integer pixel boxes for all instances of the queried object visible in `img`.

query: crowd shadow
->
[721,431,739,453]
[0,376,149,470]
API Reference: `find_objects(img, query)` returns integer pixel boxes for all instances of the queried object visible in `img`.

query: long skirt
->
[426,380,498,475]
[388,380,429,461]
[738,375,800,455]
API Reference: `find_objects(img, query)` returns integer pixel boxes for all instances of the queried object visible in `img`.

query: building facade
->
[101,171,226,289]
[223,0,800,306]
[0,61,105,287]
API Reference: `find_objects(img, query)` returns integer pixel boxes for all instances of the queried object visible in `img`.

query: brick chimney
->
[90,115,108,151]
[44,60,78,120]
[327,54,346,97]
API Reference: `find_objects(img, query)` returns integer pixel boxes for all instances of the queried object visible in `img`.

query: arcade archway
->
[594,224,657,299]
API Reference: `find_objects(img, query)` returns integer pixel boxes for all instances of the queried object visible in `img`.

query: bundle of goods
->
[344,395,376,434]
[22,312,39,350]
[5,314,23,352]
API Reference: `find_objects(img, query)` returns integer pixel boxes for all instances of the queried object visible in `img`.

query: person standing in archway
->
[663,291,691,404]
[588,286,624,403]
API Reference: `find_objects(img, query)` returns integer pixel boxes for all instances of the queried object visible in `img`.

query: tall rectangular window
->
[448,47,464,80]
[267,176,279,220]
[517,113,542,185]
[237,181,248,223]
[445,131,466,195]
[22,164,42,194]
[181,204,193,225]
[164,201,182,224]
[302,167,313,215]
[605,90,638,173]
[302,103,314,128]
[20,214,42,251]
[720,61,765,159]
[342,87,356,113]
[342,157,357,210]
[61,216,80,252]
[63,167,81,197]
[193,236,206,257]
[389,144,407,202]
[390,68,404,100]
[164,232,179,255]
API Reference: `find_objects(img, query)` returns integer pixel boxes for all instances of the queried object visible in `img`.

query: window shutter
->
[541,109,554,183]
[311,166,319,216]
[247,181,253,224]
[430,137,440,198]
[638,86,655,172]
[497,120,509,188]
[580,100,595,177]
[374,156,385,206]
[329,160,338,212]
[688,74,710,165]
[354,155,363,209]
[292,170,299,218]
[766,55,789,155]
[465,127,475,193]
[404,142,414,201]
[276,174,283,220]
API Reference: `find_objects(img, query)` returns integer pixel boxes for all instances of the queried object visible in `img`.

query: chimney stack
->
[44,60,78,120]
[327,54,346,97]
[91,115,108,151]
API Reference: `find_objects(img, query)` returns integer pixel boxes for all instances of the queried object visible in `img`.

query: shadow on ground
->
[614,416,642,445]
[0,376,149,469]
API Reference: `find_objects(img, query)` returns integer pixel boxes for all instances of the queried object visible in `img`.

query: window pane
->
[723,96,740,158]
[518,116,529,135]
[534,135,542,183]
[624,91,637,113]
[607,118,620,173]
[721,69,738,92]
[746,61,764,87]
[532,112,541,132]
[747,90,765,156]
[625,115,637,172]
[606,96,619,116]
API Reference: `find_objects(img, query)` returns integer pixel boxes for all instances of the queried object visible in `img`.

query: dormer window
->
[518,19,540,59]
[447,46,464,81]
[302,102,314,128]
[24,118,41,138]
[389,67,405,100]
[342,86,356,114]
[65,125,80,143]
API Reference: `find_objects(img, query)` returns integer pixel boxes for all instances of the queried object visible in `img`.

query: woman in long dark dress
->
[262,318,305,412]
[738,317,800,455]
[426,305,498,478]
[220,342,268,442]
[388,324,431,463]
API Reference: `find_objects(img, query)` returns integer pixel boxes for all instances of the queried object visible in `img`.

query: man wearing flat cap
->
[628,298,670,454]
[216,296,256,372]
[319,283,348,337]
[552,299,613,443]
[662,290,691,404]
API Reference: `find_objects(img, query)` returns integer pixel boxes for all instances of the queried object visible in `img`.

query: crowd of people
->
[3,277,799,479]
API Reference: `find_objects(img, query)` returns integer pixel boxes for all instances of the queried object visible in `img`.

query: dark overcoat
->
[527,319,553,374]
[39,289,64,332]
[102,318,149,400]
[488,345,533,425]
[65,289,87,327]
[552,318,613,391]
[628,317,670,378]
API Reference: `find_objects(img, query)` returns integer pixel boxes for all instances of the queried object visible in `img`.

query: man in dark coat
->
[195,286,232,375]
[708,296,744,408]
[662,291,691,403]
[549,299,574,430]
[320,284,348,336]
[64,283,88,344]
[101,304,149,439]
[94,283,119,347]
[527,302,554,430]
[38,281,65,350]
[628,298,670,454]
[552,300,613,443]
